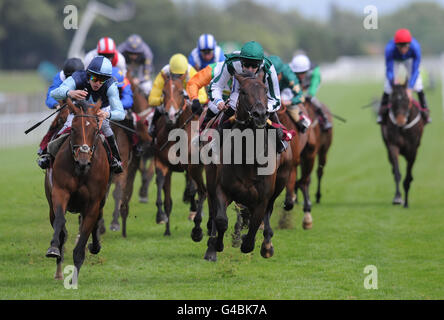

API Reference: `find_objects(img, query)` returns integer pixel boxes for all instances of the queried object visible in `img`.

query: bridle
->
[388,92,420,130]
[70,114,100,163]
[161,76,187,125]
[235,81,269,129]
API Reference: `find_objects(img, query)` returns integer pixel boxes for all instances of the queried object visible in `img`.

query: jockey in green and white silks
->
[208,41,289,153]
[290,54,332,131]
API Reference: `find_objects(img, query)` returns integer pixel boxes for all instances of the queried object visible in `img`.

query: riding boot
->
[315,106,332,131]
[37,153,52,169]
[417,90,431,123]
[148,107,162,139]
[268,111,287,153]
[377,92,390,124]
[106,135,123,174]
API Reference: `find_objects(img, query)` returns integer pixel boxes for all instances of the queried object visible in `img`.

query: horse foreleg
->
[139,157,152,203]
[189,166,206,243]
[299,153,316,230]
[155,160,168,224]
[241,203,266,254]
[120,151,140,237]
[260,202,275,258]
[162,171,172,236]
[316,147,328,204]
[88,206,103,255]
[73,204,100,286]
[110,177,123,232]
[388,145,403,205]
[46,189,69,259]
[403,153,417,208]
[204,196,219,262]
[284,164,297,211]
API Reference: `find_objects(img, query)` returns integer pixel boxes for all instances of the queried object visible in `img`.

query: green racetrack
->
[1,81,443,299]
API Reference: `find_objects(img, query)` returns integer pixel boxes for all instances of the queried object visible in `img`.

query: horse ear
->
[66,97,78,115]
[257,69,265,81]
[235,73,245,85]
[93,99,102,113]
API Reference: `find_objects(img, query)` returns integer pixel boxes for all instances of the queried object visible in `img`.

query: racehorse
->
[381,83,425,207]
[151,73,206,237]
[277,104,309,226]
[203,71,292,261]
[44,99,110,285]
[126,71,156,204]
[294,100,333,228]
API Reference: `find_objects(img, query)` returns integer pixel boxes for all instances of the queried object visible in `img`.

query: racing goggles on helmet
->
[89,74,109,84]
[241,58,261,69]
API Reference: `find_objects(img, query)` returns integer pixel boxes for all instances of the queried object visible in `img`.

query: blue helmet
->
[197,34,216,51]
[112,67,125,88]
[87,56,112,78]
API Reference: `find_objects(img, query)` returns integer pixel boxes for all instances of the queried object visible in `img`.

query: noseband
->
[70,114,100,162]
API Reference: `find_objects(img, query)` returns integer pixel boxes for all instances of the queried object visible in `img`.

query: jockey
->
[188,33,225,71]
[208,41,287,153]
[289,54,332,131]
[39,56,125,173]
[46,58,85,110]
[148,53,207,139]
[118,34,154,96]
[112,67,133,111]
[268,55,310,132]
[186,61,232,129]
[84,37,127,75]
[377,28,430,124]
[38,58,85,161]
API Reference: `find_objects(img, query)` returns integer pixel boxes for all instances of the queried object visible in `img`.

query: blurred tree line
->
[1,0,444,71]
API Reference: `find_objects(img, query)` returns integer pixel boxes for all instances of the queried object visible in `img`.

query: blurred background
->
[0,0,443,147]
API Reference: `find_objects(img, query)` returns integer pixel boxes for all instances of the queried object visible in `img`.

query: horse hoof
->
[191,228,203,242]
[240,235,254,254]
[204,252,217,262]
[46,247,61,258]
[139,197,148,203]
[88,243,101,255]
[188,211,197,221]
[110,222,120,232]
[156,213,168,224]
[392,196,403,205]
[284,201,294,211]
[260,242,274,258]
[302,213,313,230]
[54,272,64,280]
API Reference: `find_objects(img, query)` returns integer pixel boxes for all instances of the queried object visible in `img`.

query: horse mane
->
[74,100,92,113]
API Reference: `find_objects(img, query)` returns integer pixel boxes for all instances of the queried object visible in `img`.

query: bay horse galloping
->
[126,71,156,204]
[152,74,206,237]
[204,71,292,261]
[381,83,425,207]
[44,99,110,285]
[295,100,333,228]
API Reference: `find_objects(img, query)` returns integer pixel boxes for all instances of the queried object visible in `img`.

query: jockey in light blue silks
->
[38,56,125,173]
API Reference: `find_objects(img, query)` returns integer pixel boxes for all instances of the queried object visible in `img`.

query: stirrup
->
[37,154,51,169]
[111,159,123,174]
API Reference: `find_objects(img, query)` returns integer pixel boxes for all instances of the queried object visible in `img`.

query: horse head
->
[390,83,411,127]
[161,73,186,128]
[234,70,269,129]
[67,98,101,175]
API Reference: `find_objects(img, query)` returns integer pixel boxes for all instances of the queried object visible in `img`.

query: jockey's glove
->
[191,99,203,115]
